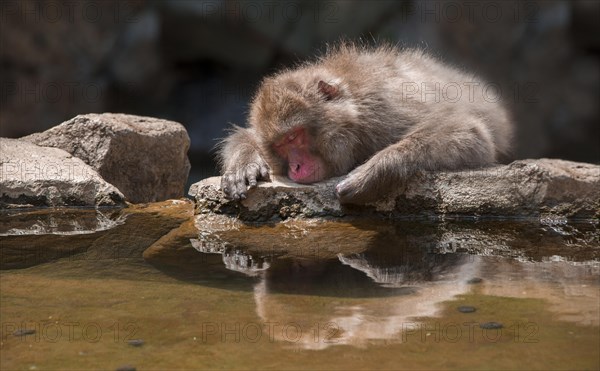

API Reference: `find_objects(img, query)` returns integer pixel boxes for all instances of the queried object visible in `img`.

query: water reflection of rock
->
[338,252,468,287]
[222,249,270,276]
[0,200,193,270]
[188,216,599,349]
[0,208,125,236]
[193,215,600,263]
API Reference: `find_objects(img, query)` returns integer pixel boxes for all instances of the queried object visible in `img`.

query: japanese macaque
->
[218,43,512,204]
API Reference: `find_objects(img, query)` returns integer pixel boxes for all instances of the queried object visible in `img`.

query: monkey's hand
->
[335,161,385,205]
[335,145,408,204]
[221,161,271,201]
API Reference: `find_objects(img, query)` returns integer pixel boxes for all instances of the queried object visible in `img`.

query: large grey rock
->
[0,138,125,207]
[23,113,191,203]
[189,159,600,221]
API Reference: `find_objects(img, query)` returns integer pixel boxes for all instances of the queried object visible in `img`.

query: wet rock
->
[0,138,125,208]
[457,306,477,313]
[23,113,191,203]
[189,159,600,221]
[480,322,504,330]
[115,366,136,371]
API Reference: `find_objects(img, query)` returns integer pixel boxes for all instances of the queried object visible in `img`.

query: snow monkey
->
[218,43,512,204]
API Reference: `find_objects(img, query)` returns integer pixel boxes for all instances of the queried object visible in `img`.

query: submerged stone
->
[480,322,504,330]
[13,329,36,336]
[127,339,145,347]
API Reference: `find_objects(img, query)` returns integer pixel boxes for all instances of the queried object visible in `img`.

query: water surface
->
[1,202,598,370]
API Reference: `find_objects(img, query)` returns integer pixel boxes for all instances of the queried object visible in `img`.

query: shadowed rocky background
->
[1,0,599,180]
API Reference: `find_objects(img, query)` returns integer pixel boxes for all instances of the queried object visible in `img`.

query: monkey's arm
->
[218,126,270,200]
[336,117,496,204]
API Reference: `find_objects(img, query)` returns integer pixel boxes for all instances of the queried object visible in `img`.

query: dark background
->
[1,0,599,181]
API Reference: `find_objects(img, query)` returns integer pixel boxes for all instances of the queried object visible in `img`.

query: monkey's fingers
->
[244,163,262,188]
[221,172,248,200]
[221,162,271,201]
[259,164,271,181]
[231,169,251,200]
[335,172,376,205]
[335,180,355,203]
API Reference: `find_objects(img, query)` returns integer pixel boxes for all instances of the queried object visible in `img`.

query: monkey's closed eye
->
[274,131,299,148]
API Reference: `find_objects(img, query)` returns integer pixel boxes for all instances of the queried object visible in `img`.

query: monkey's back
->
[315,44,513,157]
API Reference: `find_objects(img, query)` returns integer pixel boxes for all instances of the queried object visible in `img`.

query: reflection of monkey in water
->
[218,43,513,204]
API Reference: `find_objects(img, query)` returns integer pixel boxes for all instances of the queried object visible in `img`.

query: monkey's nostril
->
[289,163,301,173]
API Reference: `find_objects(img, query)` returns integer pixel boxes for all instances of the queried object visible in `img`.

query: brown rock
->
[23,113,191,203]
[0,138,125,208]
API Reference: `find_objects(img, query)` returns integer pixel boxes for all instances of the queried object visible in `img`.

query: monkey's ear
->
[318,80,340,101]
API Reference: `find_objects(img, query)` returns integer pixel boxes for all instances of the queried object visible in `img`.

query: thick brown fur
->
[218,43,513,204]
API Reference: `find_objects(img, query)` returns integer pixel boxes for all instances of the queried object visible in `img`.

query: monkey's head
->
[250,72,362,184]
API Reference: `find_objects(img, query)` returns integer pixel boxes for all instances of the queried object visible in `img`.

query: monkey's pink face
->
[272,127,327,183]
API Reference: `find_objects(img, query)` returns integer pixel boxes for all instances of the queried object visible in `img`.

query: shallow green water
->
[1,202,599,370]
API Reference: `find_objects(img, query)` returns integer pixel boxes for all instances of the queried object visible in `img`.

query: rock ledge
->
[189,159,599,221]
